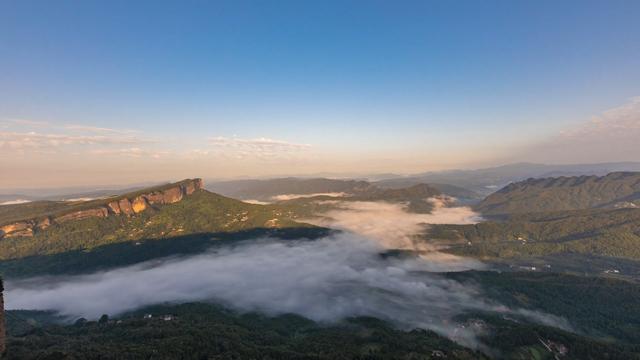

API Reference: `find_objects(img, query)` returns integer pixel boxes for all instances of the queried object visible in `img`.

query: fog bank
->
[5,199,570,349]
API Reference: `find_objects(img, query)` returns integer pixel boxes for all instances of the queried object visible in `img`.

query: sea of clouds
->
[5,198,570,349]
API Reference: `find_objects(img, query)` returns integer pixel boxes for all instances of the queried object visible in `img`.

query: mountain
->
[0,183,162,202]
[429,207,640,262]
[0,179,322,270]
[206,177,376,201]
[269,183,445,214]
[206,176,471,203]
[476,172,640,215]
[375,181,481,200]
[5,304,485,360]
[375,162,640,195]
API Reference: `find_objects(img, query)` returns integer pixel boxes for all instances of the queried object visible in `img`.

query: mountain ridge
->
[475,172,640,215]
[0,179,204,239]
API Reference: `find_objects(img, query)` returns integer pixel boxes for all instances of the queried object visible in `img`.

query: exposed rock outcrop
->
[131,196,149,213]
[54,207,110,223]
[0,178,203,239]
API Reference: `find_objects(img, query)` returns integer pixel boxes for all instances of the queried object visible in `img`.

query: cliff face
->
[0,179,204,239]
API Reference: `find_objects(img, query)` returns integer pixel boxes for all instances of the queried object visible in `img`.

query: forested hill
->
[207,177,479,201]
[476,172,640,215]
[0,179,320,264]
[206,177,376,200]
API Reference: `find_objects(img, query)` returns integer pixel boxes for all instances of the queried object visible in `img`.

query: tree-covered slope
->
[8,275,640,360]
[0,184,319,262]
[206,177,376,200]
[5,303,484,360]
[476,172,640,215]
[428,208,640,260]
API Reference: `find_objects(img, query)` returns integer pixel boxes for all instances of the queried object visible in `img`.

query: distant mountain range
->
[0,179,326,278]
[375,162,640,195]
[476,172,640,215]
[205,178,376,201]
[207,177,478,202]
[428,171,640,266]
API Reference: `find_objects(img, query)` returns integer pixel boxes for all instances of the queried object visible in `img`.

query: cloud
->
[521,96,640,163]
[5,234,570,350]
[1,118,50,128]
[64,124,139,135]
[241,199,272,205]
[0,118,153,156]
[90,147,170,159]
[5,201,571,351]
[209,136,311,150]
[560,96,640,140]
[271,192,347,201]
[0,131,143,152]
[206,136,312,161]
[1,118,136,134]
[307,200,482,252]
[0,199,31,206]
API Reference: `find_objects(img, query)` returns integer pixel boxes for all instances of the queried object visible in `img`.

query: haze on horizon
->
[1,1,640,188]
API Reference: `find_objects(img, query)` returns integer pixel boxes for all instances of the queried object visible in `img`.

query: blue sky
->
[1,1,640,187]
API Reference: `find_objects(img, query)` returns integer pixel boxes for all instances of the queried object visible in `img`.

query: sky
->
[1,0,640,188]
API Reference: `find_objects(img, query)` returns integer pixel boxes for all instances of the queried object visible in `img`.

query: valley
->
[1,171,640,359]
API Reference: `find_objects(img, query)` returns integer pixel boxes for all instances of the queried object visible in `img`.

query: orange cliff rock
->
[0,178,203,239]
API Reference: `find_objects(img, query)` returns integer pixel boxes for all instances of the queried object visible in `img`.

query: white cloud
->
[0,199,32,206]
[205,136,312,161]
[1,118,50,128]
[271,192,347,201]
[90,147,170,159]
[64,124,139,134]
[307,200,482,252]
[559,96,640,140]
[0,118,159,158]
[0,131,143,151]
[209,136,311,150]
[522,96,640,163]
[5,201,569,351]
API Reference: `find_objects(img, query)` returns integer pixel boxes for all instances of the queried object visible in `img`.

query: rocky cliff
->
[0,179,203,239]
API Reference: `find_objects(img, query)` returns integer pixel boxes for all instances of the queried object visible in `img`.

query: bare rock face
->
[54,207,110,223]
[183,178,203,195]
[107,201,122,215]
[144,186,184,205]
[0,178,204,239]
[0,222,32,236]
[0,221,37,237]
[118,198,134,215]
[132,196,149,213]
[36,217,51,230]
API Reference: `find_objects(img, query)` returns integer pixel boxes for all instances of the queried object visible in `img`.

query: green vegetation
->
[476,172,640,215]
[207,177,376,201]
[448,271,640,345]
[276,183,444,214]
[209,177,447,213]
[0,227,329,279]
[6,303,484,360]
[375,181,481,200]
[7,291,640,360]
[0,190,317,260]
[350,183,442,213]
[428,208,640,260]
[460,313,640,360]
[0,179,199,226]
